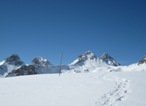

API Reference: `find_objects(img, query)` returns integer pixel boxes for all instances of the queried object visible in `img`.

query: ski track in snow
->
[96,73,131,106]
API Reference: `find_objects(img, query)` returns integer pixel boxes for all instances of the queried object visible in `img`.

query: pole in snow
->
[59,52,63,76]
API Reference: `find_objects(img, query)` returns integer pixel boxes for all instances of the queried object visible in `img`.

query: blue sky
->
[0,0,146,65]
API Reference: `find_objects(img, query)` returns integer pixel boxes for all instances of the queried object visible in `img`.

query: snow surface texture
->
[96,73,131,106]
[0,71,146,106]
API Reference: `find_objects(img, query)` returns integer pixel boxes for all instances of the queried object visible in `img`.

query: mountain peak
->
[138,55,146,65]
[70,51,97,65]
[100,53,120,66]
[101,53,110,58]
[5,54,24,66]
[78,51,97,60]
[31,57,52,67]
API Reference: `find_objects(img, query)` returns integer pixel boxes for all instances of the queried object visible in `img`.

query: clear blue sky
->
[0,0,146,65]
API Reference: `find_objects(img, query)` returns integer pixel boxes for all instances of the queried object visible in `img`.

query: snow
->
[111,71,146,106]
[112,63,146,72]
[0,52,146,106]
[0,60,5,65]
[0,73,115,106]
[0,71,146,106]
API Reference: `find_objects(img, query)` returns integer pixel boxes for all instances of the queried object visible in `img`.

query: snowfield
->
[0,71,146,106]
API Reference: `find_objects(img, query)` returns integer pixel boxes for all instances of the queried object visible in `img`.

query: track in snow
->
[95,73,131,106]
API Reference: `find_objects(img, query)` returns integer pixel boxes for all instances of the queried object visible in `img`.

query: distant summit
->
[31,57,52,67]
[70,51,97,65]
[138,55,146,65]
[0,54,24,76]
[5,54,24,66]
[99,53,120,66]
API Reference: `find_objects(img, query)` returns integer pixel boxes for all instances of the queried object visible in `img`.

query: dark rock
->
[72,51,97,66]
[100,53,120,66]
[0,65,7,75]
[32,57,52,67]
[5,54,24,66]
[138,56,146,65]
[7,65,37,77]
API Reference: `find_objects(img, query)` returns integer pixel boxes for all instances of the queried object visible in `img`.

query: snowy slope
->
[0,72,115,106]
[110,63,146,72]
[0,71,146,106]
[111,71,146,106]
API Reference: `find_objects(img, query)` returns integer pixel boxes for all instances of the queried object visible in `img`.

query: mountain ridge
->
[0,51,146,77]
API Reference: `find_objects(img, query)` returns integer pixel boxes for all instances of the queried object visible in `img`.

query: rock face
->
[0,65,7,75]
[78,51,97,60]
[138,56,146,65]
[0,54,24,76]
[31,57,52,67]
[5,54,24,66]
[7,65,37,77]
[99,53,120,66]
[31,57,52,74]
[70,51,97,66]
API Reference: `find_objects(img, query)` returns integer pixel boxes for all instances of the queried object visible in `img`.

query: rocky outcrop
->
[5,54,24,66]
[99,53,120,66]
[32,57,52,67]
[70,51,97,66]
[0,65,7,75]
[7,65,37,77]
[138,56,146,65]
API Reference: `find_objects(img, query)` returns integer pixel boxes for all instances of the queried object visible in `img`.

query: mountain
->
[70,51,97,66]
[5,54,24,66]
[7,65,37,76]
[99,53,120,66]
[31,57,52,67]
[138,55,146,65]
[0,54,24,76]
[1,52,146,77]
[6,56,70,77]
[7,57,53,76]
[69,51,109,73]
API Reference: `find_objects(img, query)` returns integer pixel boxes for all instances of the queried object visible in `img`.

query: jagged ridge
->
[0,51,146,77]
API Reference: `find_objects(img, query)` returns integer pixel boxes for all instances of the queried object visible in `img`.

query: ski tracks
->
[95,73,131,106]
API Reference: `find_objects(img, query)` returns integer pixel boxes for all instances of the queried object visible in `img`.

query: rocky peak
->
[100,53,120,66]
[138,55,146,65]
[70,51,97,65]
[31,57,52,67]
[78,51,97,61]
[100,53,110,59]
[5,54,24,66]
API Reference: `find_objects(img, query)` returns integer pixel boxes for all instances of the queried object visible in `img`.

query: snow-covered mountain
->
[31,57,52,74]
[31,57,52,67]
[99,53,120,66]
[70,51,97,66]
[69,51,112,73]
[6,56,69,77]
[0,51,146,77]
[31,57,69,74]
[109,55,146,72]
[0,54,24,76]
